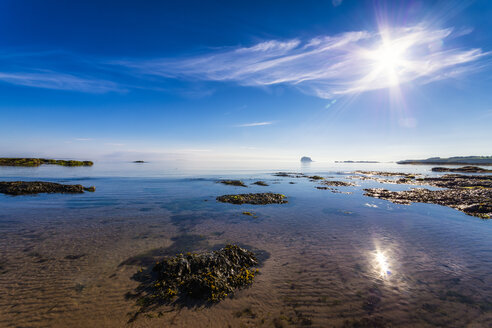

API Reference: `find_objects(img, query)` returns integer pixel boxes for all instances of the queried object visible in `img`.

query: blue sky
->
[1,0,491,162]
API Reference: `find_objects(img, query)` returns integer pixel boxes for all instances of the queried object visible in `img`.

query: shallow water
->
[1,162,491,327]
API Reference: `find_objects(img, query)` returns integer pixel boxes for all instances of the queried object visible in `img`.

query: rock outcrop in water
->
[0,158,93,167]
[0,181,95,195]
[321,180,356,187]
[217,193,287,205]
[431,166,492,173]
[148,244,258,303]
[128,244,259,321]
[300,156,313,163]
[218,180,247,187]
[359,172,492,219]
[364,187,492,219]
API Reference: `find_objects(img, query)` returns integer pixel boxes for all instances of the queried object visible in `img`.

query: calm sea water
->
[1,161,491,327]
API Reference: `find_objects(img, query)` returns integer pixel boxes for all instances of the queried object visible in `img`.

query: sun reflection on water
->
[375,249,391,278]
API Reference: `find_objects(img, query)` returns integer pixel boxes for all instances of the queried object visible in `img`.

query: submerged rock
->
[148,245,258,303]
[0,181,96,195]
[219,180,247,187]
[217,193,287,205]
[431,166,492,173]
[0,158,93,167]
[364,187,492,219]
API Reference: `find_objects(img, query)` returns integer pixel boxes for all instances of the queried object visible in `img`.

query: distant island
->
[0,158,93,167]
[335,160,380,163]
[398,156,492,166]
[300,156,313,163]
[133,160,146,163]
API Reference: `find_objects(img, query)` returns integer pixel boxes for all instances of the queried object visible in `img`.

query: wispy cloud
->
[75,138,93,141]
[236,122,273,127]
[119,24,488,98]
[0,24,488,97]
[0,70,121,93]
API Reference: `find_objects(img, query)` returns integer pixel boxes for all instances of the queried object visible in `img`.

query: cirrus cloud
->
[118,24,488,98]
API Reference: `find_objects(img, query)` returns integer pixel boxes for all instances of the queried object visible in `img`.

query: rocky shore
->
[359,172,492,219]
[431,166,492,173]
[0,181,95,195]
[364,187,492,219]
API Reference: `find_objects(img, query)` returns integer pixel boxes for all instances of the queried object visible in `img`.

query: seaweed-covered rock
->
[417,174,492,189]
[321,180,356,187]
[252,181,269,186]
[219,180,247,187]
[150,244,258,303]
[431,166,492,173]
[0,158,93,167]
[364,187,492,219]
[217,193,287,205]
[0,181,95,195]
[273,172,305,178]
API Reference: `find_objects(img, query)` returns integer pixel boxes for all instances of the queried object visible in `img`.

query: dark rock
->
[129,244,259,319]
[217,193,287,205]
[308,175,324,180]
[364,187,492,219]
[431,166,492,173]
[218,180,247,187]
[252,181,269,186]
[0,181,96,195]
[273,172,305,178]
[133,160,146,163]
[321,180,356,187]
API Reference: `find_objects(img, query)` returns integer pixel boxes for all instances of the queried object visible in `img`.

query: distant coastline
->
[397,156,492,166]
[335,160,380,163]
[0,158,93,167]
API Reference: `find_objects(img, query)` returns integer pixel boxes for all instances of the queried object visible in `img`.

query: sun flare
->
[368,36,408,86]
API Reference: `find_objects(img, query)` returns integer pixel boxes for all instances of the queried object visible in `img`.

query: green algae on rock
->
[0,181,96,195]
[218,180,247,187]
[217,193,287,205]
[0,158,93,167]
[134,244,258,311]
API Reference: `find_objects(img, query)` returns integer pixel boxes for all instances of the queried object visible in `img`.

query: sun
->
[367,34,408,86]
